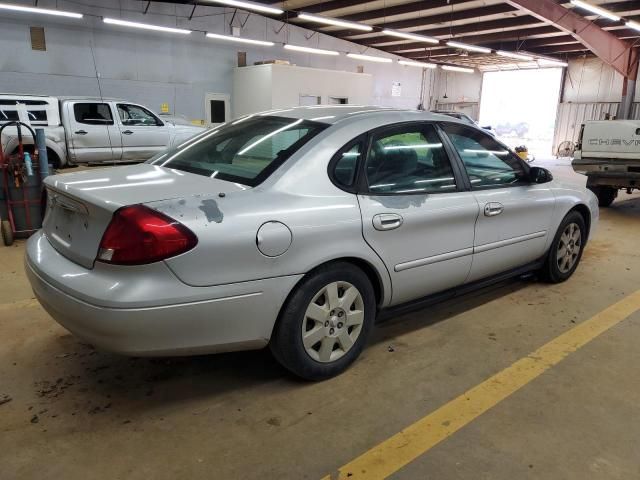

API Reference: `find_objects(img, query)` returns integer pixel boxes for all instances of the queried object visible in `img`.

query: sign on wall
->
[391,82,402,97]
[160,103,170,113]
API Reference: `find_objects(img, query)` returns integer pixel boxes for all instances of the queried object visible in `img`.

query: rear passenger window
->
[332,140,364,188]
[440,123,527,188]
[365,124,456,194]
[74,103,114,125]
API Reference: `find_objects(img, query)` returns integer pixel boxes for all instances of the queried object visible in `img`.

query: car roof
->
[0,94,127,103]
[249,105,459,125]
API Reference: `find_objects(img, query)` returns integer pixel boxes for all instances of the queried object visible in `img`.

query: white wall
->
[0,0,426,121]
[232,64,373,117]
[562,56,639,103]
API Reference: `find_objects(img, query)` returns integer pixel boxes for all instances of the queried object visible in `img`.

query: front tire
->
[540,211,586,283]
[270,262,376,381]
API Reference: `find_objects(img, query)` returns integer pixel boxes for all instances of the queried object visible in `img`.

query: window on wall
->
[365,124,457,194]
[440,122,527,188]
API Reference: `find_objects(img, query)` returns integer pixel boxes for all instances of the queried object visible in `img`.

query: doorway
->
[204,93,230,127]
[479,68,563,158]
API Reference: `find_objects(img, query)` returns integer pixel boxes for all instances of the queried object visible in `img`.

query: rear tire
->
[540,211,586,283]
[589,186,617,207]
[270,262,376,381]
[1,220,14,246]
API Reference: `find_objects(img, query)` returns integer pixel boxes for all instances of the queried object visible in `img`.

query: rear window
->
[149,116,327,186]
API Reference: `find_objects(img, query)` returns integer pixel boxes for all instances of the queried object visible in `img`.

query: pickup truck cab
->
[0,94,205,168]
[572,120,640,206]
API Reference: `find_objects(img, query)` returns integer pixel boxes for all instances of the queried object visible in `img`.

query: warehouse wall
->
[552,57,640,154]
[0,0,426,121]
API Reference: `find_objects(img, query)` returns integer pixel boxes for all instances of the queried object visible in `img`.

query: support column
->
[619,56,639,120]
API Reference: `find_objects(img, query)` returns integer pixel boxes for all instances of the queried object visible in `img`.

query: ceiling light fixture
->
[398,60,437,69]
[103,18,191,34]
[206,32,273,46]
[381,29,439,44]
[201,0,283,15]
[297,12,372,31]
[496,50,534,61]
[284,44,340,55]
[569,0,620,21]
[446,41,491,54]
[626,20,640,32]
[347,53,392,63]
[441,65,475,73]
[537,58,569,67]
[0,2,83,18]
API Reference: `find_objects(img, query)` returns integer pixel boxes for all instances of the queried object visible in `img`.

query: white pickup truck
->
[0,94,205,168]
[572,119,640,206]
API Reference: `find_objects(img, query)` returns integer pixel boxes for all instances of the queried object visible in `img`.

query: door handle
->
[373,213,403,231]
[122,130,134,135]
[484,202,504,217]
[74,130,88,135]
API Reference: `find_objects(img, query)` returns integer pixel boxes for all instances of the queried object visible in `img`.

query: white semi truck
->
[572,119,640,206]
[0,94,204,168]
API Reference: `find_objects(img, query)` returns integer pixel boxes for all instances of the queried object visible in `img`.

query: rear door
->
[440,122,555,283]
[354,122,479,306]
[67,102,120,162]
[116,103,169,161]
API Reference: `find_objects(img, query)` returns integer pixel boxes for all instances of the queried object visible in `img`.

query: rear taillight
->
[97,205,197,265]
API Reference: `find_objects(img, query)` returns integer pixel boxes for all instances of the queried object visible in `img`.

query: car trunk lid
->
[43,164,248,268]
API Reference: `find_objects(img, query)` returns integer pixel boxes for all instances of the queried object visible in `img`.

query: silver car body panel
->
[26,232,302,355]
[26,106,599,356]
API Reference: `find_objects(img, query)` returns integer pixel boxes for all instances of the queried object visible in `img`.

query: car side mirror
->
[529,166,553,184]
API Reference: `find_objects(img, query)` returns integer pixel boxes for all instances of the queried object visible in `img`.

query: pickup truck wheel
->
[270,262,376,381]
[540,211,586,283]
[589,186,617,207]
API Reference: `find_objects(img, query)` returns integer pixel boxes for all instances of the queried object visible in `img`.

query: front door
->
[440,122,556,283]
[204,93,230,127]
[357,122,479,306]
[116,103,169,161]
[67,102,119,163]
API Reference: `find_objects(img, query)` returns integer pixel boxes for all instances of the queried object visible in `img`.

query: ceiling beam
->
[290,0,372,14]
[358,16,545,47]
[506,0,638,78]
[328,4,519,37]
[338,0,474,22]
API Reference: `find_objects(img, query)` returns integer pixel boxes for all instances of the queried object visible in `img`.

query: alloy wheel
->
[557,222,582,273]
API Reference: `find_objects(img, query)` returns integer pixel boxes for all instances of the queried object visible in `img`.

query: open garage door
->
[479,69,563,158]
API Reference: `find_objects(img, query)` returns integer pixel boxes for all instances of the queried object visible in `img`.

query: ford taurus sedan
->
[26,106,599,380]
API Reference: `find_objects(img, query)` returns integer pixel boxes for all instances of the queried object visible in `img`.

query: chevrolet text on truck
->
[0,94,204,168]
[572,119,640,206]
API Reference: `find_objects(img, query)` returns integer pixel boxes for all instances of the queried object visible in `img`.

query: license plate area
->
[44,190,89,249]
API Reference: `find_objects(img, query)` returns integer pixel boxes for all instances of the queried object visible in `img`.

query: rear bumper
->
[25,231,302,356]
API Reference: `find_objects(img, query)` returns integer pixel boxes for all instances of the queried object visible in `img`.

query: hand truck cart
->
[0,121,50,246]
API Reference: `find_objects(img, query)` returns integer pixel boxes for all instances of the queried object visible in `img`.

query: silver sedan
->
[26,107,599,380]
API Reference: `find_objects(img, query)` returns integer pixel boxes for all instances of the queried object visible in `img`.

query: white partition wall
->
[233,64,373,118]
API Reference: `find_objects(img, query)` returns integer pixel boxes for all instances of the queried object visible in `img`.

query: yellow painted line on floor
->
[323,289,640,480]
[0,298,39,312]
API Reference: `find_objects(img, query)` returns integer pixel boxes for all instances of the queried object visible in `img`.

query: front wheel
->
[270,262,376,381]
[540,211,586,283]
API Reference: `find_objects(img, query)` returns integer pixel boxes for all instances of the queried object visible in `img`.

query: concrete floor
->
[1,162,639,479]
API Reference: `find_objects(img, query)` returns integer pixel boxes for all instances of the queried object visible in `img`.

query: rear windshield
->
[148,116,327,186]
